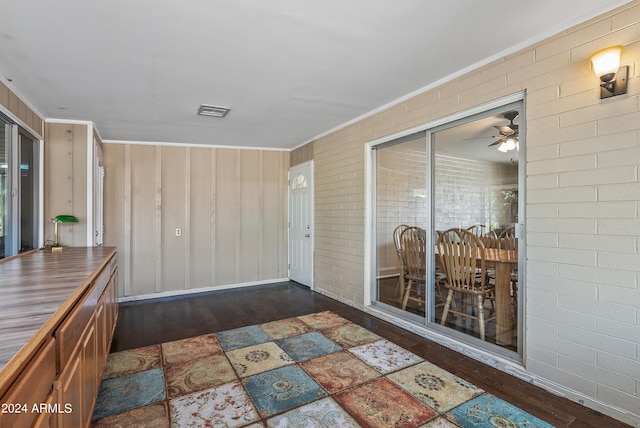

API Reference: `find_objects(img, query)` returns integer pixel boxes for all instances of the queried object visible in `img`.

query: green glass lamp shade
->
[53,215,79,223]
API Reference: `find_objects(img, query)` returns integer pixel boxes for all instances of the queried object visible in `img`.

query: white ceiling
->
[0,0,631,150]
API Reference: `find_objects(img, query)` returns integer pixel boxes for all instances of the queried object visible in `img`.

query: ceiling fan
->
[488,111,519,152]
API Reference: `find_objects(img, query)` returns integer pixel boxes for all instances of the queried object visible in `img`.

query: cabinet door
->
[56,353,83,428]
[32,389,58,428]
[81,318,97,422]
[107,270,118,341]
[95,297,107,372]
[56,313,98,428]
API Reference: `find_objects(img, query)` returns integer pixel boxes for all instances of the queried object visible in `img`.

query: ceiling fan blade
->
[494,125,515,135]
[463,136,495,141]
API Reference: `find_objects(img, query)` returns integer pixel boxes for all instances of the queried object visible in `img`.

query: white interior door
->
[95,165,104,246]
[289,161,313,287]
[93,141,104,246]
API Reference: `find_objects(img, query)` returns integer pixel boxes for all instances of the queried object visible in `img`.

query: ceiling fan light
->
[504,138,516,151]
[496,137,518,153]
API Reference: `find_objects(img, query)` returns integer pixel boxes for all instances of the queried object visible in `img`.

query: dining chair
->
[434,230,449,307]
[498,226,518,307]
[478,230,499,249]
[392,224,411,304]
[465,227,497,309]
[437,228,496,340]
[498,226,517,250]
[400,226,427,310]
[466,224,486,236]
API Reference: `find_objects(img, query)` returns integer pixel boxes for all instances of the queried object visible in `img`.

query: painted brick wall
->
[374,145,517,273]
[312,1,640,423]
[434,155,517,231]
[375,142,427,271]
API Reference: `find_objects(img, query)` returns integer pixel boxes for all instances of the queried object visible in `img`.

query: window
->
[291,174,308,190]
[0,113,40,259]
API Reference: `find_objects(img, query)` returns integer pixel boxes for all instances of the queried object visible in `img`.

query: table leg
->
[494,261,513,346]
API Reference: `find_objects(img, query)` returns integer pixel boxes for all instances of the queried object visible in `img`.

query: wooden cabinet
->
[55,261,118,428]
[0,339,56,428]
[0,248,118,428]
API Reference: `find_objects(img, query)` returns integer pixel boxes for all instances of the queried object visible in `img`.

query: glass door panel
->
[431,106,521,353]
[374,131,428,318]
[0,121,9,259]
[19,133,37,253]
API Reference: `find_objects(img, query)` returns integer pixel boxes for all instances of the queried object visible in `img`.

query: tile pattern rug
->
[92,311,554,427]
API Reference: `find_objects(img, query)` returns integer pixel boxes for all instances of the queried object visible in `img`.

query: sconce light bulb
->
[590,45,622,81]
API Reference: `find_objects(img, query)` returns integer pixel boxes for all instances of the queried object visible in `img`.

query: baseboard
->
[117,278,290,303]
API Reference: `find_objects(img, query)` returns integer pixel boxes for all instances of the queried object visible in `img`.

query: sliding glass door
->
[431,103,522,353]
[0,113,40,259]
[371,99,524,356]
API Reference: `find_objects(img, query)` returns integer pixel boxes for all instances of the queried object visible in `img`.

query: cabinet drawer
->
[55,290,95,371]
[0,338,56,428]
[93,265,111,300]
[109,255,117,276]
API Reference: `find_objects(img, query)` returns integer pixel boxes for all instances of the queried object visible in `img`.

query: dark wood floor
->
[112,281,627,428]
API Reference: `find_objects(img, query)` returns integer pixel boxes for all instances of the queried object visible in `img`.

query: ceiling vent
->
[197,104,231,118]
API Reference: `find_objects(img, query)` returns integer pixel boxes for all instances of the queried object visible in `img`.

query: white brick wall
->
[312,1,640,424]
[434,155,516,231]
[375,142,427,271]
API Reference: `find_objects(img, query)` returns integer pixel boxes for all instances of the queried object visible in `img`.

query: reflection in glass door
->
[374,131,428,319]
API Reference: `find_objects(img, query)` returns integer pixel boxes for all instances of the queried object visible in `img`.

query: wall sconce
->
[590,45,628,99]
[51,214,79,251]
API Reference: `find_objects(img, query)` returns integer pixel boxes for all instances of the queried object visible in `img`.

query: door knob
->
[305,234,310,238]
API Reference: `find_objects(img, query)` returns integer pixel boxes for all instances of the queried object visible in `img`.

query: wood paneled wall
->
[43,122,89,247]
[290,141,313,167]
[0,81,43,138]
[103,144,289,298]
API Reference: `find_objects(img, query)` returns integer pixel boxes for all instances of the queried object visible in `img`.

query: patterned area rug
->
[91,311,553,427]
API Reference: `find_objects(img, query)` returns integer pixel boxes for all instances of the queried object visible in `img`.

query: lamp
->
[590,45,628,99]
[51,215,79,251]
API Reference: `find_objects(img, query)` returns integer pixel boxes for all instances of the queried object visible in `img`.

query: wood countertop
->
[0,246,117,396]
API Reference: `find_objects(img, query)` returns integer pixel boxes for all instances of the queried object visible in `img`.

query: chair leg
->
[401,279,413,310]
[440,290,454,325]
[477,294,485,341]
[394,274,404,304]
